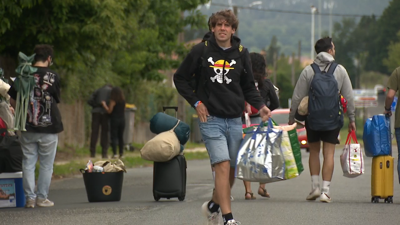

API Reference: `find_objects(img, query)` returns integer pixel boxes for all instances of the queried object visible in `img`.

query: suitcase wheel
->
[371,197,380,203]
[384,196,393,203]
[178,195,185,201]
[154,195,160,202]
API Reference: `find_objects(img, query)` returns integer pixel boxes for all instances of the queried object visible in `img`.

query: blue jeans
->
[20,132,58,200]
[199,116,243,168]
[395,129,400,184]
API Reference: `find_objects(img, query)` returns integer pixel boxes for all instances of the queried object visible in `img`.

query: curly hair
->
[249,52,267,89]
[33,44,54,63]
[110,86,125,104]
[209,9,239,31]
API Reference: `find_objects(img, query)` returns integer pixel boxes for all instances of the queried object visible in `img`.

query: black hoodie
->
[173,33,265,118]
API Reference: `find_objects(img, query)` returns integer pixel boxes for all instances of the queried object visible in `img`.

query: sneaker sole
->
[320,193,332,203]
[320,198,332,203]
[306,194,320,200]
[37,203,54,207]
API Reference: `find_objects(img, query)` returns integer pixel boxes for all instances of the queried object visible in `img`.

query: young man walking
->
[384,66,400,183]
[8,44,64,208]
[289,37,356,203]
[174,10,271,225]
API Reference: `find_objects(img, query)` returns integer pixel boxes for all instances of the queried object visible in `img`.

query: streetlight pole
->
[311,5,317,60]
[318,0,322,39]
[327,1,334,37]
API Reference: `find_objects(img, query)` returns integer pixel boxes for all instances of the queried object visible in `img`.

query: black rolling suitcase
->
[153,107,187,201]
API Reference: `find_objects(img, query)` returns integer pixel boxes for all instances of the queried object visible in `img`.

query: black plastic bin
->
[81,171,124,202]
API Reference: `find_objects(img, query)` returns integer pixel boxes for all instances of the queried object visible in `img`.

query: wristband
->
[385,106,391,111]
[194,101,202,108]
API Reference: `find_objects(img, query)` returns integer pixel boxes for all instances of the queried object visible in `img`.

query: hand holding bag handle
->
[345,130,358,145]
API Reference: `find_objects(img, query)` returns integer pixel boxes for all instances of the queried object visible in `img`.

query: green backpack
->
[13,52,37,131]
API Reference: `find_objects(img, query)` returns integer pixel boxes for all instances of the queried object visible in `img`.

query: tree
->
[264,35,280,67]
[0,0,209,103]
[383,31,400,73]
[365,0,400,73]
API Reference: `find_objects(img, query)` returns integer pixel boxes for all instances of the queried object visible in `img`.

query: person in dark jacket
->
[174,9,271,225]
[242,52,280,200]
[102,87,126,159]
[87,84,112,158]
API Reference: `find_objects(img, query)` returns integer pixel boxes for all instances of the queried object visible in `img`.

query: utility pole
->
[328,1,334,37]
[298,40,301,62]
[233,6,238,37]
[311,6,317,60]
[291,52,295,87]
[318,0,322,39]
[273,52,277,85]
[177,12,186,122]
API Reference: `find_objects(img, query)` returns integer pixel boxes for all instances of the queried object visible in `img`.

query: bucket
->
[81,170,124,202]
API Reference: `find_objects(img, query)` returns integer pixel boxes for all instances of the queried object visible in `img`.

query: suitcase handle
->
[163,106,178,112]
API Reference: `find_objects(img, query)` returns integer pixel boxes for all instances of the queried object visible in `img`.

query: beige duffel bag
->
[140,121,181,162]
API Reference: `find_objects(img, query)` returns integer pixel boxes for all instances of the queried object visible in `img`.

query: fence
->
[57,101,157,148]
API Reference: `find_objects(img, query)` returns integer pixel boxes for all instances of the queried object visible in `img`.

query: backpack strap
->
[310,63,321,74]
[327,62,338,74]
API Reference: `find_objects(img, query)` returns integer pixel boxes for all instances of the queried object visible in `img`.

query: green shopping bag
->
[281,130,299,179]
[288,129,304,174]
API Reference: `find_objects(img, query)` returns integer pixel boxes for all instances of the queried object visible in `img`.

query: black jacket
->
[173,33,265,118]
[260,79,279,111]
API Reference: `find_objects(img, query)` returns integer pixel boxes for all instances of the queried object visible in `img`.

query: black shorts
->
[305,121,341,144]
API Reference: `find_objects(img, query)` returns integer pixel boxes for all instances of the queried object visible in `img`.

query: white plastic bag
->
[244,112,251,128]
[340,131,364,178]
[236,119,285,183]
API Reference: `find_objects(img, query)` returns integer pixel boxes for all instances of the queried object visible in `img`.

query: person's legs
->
[243,181,256,200]
[199,116,238,224]
[258,183,270,198]
[36,133,58,207]
[229,168,235,188]
[90,113,101,157]
[319,127,340,203]
[304,123,322,200]
[309,142,321,177]
[321,142,335,183]
[20,132,39,207]
[395,128,400,184]
[118,120,125,157]
[306,141,321,200]
[109,120,118,157]
[100,113,110,158]
[213,161,232,214]
[321,141,335,191]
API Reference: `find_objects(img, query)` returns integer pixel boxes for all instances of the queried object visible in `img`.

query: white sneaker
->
[201,201,221,225]
[226,219,241,225]
[320,193,332,203]
[25,198,35,208]
[36,198,54,207]
[306,187,320,200]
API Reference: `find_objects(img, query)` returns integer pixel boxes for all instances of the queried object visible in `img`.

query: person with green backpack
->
[8,44,63,208]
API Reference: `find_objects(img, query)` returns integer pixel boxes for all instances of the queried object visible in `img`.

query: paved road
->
[0,147,399,225]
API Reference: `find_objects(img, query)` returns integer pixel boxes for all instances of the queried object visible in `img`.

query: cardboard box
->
[0,172,25,208]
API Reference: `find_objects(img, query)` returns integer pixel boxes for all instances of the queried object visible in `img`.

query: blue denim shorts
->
[199,116,243,167]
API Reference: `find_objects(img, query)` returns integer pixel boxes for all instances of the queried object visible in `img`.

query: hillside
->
[186,0,391,57]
